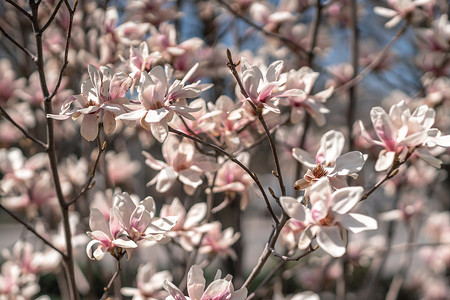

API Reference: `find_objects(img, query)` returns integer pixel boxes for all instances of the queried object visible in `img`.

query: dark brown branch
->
[5,0,32,19]
[0,25,37,61]
[169,126,279,224]
[40,0,64,33]
[308,0,323,67]
[347,0,359,149]
[0,106,47,148]
[0,203,66,258]
[217,0,308,58]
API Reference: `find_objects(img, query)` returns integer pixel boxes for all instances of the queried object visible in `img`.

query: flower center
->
[318,212,335,226]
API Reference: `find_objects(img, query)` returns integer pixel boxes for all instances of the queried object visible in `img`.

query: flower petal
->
[316,226,345,257]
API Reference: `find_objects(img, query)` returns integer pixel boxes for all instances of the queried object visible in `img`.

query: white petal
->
[292,148,317,169]
[331,186,364,214]
[337,213,378,233]
[316,226,345,257]
[280,196,307,221]
[375,150,395,172]
[329,151,366,176]
[187,265,206,300]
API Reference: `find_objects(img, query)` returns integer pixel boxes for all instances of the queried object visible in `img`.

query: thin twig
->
[0,106,47,148]
[360,148,415,202]
[308,0,323,67]
[268,245,316,262]
[334,22,409,94]
[0,203,66,258]
[226,50,286,198]
[169,126,279,224]
[241,213,289,290]
[40,0,64,33]
[0,25,37,61]
[217,0,308,58]
[100,258,122,300]
[5,0,32,19]
[67,126,107,206]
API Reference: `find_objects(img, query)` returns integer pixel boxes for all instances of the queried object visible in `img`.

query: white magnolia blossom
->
[280,178,378,257]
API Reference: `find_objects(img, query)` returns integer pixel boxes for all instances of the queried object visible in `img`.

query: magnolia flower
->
[280,178,378,257]
[143,136,216,195]
[160,198,207,251]
[198,221,241,259]
[277,67,333,126]
[113,192,178,243]
[86,208,137,261]
[121,263,171,300]
[292,130,367,191]
[358,100,450,171]
[116,63,212,142]
[239,58,303,113]
[163,265,247,300]
[374,0,430,28]
[213,152,254,210]
[48,64,132,141]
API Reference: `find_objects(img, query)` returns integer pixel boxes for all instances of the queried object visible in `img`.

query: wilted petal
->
[316,226,345,257]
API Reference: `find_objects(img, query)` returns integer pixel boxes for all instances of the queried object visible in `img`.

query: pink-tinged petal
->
[280,196,307,222]
[47,113,72,120]
[242,67,263,100]
[358,120,384,146]
[93,245,107,261]
[309,178,332,206]
[184,203,207,229]
[389,100,410,130]
[266,60,283,82]
[146,216,178,234]
[109,72,133,99]
[232,287,248,299]
[316,226,345,257]
[88,64,102,97]
[78,106,101,114]
[213,182,246,193]
[86,240,100,260]
[113,193,136,230]
[373,6,398,18]
[329,151,366,176]
[150,120,169,143]
[385,15,402,28]
[140,196,156,216]
[375,150,395,172]
[116,108,147,120]
[164,280,187,300]
[109,208,122,238]
[181,63,199,85]
[262,102,280,113]
[431,134,450,147]
[330,186,364,214]
[415,148,442,168]
[103,111,116,135]
[142,151,166,170]
[155,167,178,193]
[188,265,206,299]
[179,170,202,188]
[169,105,201,120]
[400,131,427,147]
[290,107,304,124]
[310,200,328,223]
[201,279,232,300]
[298,225,318,250]
[370,107,397,151]
[114,237,138,249]
[292,148,317,169]
[319,130,345,165]
[89,208,109,233]
[258,83,277,102]
[337,213,378,233]
[87,230,111,245]
[149,66,168,95]
[294,178,311,190]
[145,107,170,123]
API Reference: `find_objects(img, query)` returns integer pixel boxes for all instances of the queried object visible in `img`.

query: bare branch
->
[0,25,37,61]
[5,0,32,19]
[0,106,47,149]
[0,203,67,258]
[169,126,279,224]
[40,0,64,33]
[217,0,307,58]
